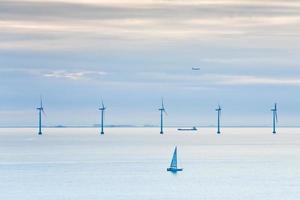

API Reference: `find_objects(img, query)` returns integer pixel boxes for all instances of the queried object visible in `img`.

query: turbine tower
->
[271,103,278,134]
[159,99,167,134]
[216,105,221,134]
[99,100,106,135]
[36,97,45,135]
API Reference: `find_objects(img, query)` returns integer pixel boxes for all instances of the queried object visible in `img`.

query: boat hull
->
[167,168,183,172]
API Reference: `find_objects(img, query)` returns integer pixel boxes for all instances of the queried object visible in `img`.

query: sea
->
[0,127,299,200]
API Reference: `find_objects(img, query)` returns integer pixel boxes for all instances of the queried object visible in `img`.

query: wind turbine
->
[271,103,278,134]
[36,97,45,135]
[99,100,106,135]
[216,105,221,134]
[159,99,167,134]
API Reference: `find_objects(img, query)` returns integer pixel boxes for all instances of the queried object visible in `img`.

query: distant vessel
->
[177,126,197,131]
[167,146,183,173]
[192,67,200,71]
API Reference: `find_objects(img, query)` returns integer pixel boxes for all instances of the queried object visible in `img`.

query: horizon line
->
[0,125,300,128]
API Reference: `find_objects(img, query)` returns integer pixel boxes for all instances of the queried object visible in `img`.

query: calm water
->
[0,128,300,200]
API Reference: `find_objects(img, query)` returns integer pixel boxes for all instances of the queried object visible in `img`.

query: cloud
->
[190,74,300,86]
[1,1,300,23]
[0,68,108,81]
[137,72,300,86]
[1,0,300,51]
[2,67,300,87]
[43,70,107,80]
[212,74,300,85]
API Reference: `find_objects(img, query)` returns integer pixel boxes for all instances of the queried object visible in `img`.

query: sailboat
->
[167,146,183,173]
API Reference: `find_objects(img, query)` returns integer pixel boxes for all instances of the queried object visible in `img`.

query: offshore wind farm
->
[35,97,281,135]
[1,0,300,200]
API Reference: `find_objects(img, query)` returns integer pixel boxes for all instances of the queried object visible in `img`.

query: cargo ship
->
[177,126,197,131]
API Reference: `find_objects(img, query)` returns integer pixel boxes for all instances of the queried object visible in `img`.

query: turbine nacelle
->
[159,107,167,115]
[216,105,222,112]
[271,103,277,111]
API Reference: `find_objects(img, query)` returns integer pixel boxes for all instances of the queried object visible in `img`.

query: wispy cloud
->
[194,74,300,86]
[43,70,107,80]
[138,72,300,86]
[1,0,300,51]
[212,74,300,85]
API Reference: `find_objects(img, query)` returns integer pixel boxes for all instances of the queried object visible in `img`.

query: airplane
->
[192,67,200,71]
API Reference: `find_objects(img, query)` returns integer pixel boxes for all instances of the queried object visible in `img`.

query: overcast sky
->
[1,0,300,126]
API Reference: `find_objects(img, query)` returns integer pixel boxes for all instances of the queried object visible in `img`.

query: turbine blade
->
[102,100,105,109]
[164,110,168,116]
[42,109,47,117]
[40,96,43,108]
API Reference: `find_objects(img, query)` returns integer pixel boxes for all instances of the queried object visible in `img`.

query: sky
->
[1,0,300,127]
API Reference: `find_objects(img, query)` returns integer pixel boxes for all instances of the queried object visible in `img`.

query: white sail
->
[170,146,177,168]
